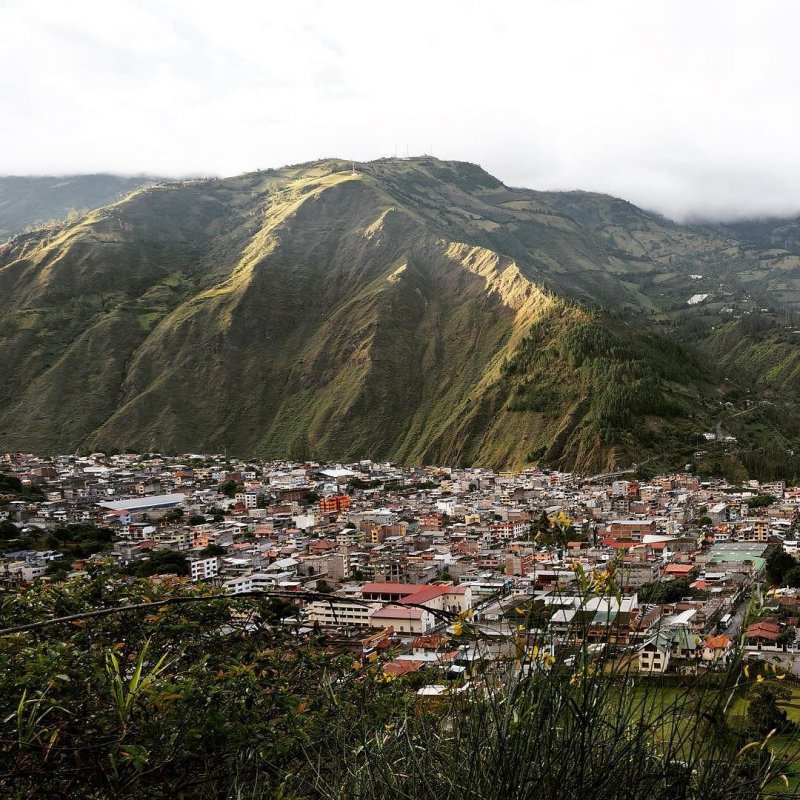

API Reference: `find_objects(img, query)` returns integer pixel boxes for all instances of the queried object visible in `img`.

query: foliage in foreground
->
[0,570,799,799]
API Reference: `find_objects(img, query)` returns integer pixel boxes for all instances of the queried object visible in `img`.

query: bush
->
[127,549,190,577]
[1,571,798,799]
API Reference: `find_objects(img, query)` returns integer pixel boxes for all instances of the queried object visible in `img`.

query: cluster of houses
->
[3,451,800,678]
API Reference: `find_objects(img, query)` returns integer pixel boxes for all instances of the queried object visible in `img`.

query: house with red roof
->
[360,581,472,615]
[383,659,426,677]
[745,620,781,648]
[702,633,733,666]
[359,581,473,636]
[664,564,695,578]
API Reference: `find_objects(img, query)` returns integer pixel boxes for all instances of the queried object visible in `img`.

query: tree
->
[777,627,796,648]
[747,494,776,509]
[218,479,237,498]
[45,559,71,579]
[0,474,44,499]
[0,474,23,492]
[41,524,114,559]
[205,506,226,522]
[765,547,797,586]
[129,550,190,577]
[199,544,226,558]
[0,520,20,541]
[161,508,184,524]
[747,682,791,737]
[639,577,692,604]
[785,566,800,589]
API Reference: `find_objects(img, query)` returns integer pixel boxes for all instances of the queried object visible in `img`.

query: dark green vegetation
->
[124,548,190,577]
[0,520,113,560]
[1,570,798,799]
[638,576,696,604]
[766,546,800,588]
[0,474,43,502]
[3,158,800,476]
[0,175,157,239]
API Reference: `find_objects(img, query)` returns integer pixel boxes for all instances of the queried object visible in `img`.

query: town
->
[2,451,800,681]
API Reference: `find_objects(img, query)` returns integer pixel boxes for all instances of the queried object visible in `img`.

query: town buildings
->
[3,450,799,674]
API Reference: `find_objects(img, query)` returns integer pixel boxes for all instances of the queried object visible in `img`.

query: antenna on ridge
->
[352,161,356,176]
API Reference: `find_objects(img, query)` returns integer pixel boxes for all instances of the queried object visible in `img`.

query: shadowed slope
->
[2,157,800,474]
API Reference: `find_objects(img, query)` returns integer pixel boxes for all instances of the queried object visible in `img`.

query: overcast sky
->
[2,0,800,221]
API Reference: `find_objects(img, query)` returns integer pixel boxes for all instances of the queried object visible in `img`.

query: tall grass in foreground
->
[290,581,800,800]
[3,569,800,798]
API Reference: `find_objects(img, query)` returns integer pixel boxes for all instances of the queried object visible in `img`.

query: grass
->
[136,312,163,332]
[300,649,800,800]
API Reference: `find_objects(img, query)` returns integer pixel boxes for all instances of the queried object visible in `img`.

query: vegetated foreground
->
[3,157,800,479]
[1,568,799,800]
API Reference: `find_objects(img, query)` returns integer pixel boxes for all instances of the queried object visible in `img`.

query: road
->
[726,596,749,638]
[745,650,800,675]
[587,455,657,483]
[715,403,761,441]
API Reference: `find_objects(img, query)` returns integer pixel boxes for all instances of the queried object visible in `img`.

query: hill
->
[0,174,159,239]
[2,157,800,477]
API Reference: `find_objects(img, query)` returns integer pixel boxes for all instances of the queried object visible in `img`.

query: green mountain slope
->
[1,158,799,477]
[0,174,159,239]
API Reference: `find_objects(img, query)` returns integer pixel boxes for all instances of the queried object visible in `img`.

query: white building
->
[190,556,219,582]
[305,599,382,627]
[223,572,278,595]
[370,605,436,637]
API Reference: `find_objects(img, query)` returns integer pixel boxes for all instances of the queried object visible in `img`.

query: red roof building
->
[745,621,781,645]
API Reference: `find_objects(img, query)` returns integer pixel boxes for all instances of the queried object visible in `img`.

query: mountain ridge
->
[2,157,800,478]
[0,174,161,240]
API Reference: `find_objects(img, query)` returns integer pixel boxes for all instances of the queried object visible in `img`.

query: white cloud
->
[2,0,800,220]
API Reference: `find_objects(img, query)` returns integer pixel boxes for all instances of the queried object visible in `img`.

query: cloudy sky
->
[2,0,799,220]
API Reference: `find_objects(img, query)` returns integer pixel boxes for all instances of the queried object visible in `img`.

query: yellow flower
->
[744,664,750,679]
[452,621,464,637]
[776,673,786,680]
[756,674,765,683]
[531,645,540,659]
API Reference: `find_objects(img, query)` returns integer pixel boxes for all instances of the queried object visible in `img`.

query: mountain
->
[2,157,800,478]
[0,174,159,239]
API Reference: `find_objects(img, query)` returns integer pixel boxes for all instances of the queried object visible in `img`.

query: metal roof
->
[97,493,185,512]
